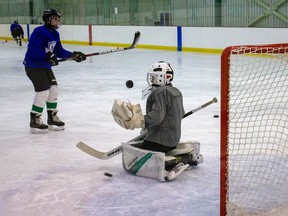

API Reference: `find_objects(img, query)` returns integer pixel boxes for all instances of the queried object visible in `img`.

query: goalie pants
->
[134,140,175,154]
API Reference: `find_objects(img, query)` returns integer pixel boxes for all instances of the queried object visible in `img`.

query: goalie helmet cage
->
[220,43,288,216]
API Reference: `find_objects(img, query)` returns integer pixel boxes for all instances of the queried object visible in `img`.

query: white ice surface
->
[0,40,220,216]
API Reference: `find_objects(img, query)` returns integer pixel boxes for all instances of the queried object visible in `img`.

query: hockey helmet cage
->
[42,9,61,23]
[147,61,174,86]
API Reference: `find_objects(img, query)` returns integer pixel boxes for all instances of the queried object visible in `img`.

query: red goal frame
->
[220,43,288,216]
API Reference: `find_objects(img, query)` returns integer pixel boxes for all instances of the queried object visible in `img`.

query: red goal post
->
[220,43,288,216]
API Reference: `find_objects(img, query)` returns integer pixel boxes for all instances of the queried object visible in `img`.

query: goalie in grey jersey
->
[112,61,203,181]
[137,61,185,153]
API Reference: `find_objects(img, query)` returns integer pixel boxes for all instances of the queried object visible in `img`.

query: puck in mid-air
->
[126,80,134,89]
[104,172,113,177]
[213,115,219,118]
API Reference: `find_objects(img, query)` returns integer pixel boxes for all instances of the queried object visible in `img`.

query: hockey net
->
[220,43,288,216]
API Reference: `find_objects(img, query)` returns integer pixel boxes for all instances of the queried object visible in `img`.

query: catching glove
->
[72,51,86,62]
[111,99,145,130]
[46,51,58,66]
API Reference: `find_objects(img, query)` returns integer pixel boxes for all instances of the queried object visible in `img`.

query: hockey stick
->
[22,38,28,44]
[58,31,140,62]
[183,97,218,118]
[76,97,218,160]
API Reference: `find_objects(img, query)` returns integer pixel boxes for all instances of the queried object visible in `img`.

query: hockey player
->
[23,9,86,133]
[112,61,202,180]
[10,20,24,46]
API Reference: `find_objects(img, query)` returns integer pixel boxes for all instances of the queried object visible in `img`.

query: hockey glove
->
[72,51,86,62]
[46,51,58,66]
[111,99,145,130]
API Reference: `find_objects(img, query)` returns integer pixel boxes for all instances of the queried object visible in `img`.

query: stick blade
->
[76,142,123,160]
[131,31,141,48]
[135,31,141,38]
[76,141,107,159]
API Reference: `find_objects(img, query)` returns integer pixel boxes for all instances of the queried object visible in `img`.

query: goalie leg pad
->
[177,141,201,154]
[122,142,191,181]
[122,142,166,181]
[167,141,204,166]
[167,147,193,157]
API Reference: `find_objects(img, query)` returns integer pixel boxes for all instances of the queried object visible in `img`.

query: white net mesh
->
[225,45,288,215]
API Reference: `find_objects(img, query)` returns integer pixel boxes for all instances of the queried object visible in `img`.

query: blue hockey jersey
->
[10,23,24,35]
[23,25,73,69]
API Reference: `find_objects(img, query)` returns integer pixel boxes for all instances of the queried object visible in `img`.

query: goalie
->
[112,61,203,181]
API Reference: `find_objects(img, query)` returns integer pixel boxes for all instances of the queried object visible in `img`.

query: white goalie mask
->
[147,61,174,87]
[142,61,174,99]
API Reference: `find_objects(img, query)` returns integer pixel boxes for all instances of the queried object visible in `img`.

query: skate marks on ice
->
[0,131,220,216]
[0,44,220,215]
[0,155,219,216]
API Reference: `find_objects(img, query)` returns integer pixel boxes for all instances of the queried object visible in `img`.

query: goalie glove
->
[111,99,145,130]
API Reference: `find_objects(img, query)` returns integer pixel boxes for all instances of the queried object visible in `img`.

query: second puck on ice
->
[126,80,134,88]
[104,172,113,177]
[213,115,219,118]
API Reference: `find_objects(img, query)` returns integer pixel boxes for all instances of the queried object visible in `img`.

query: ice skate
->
[164,162,189,181]
[175,152,204,166]
[30,112,48,134]
[47,110,65,131]
[167,141,204,166]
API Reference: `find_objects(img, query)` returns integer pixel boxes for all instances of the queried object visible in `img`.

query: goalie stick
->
[58,31,140,62]
[76,97,218,160]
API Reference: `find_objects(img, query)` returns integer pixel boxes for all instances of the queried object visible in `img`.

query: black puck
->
[213,115,219,118]
[104,172,113,177]
[126,80,134,89]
